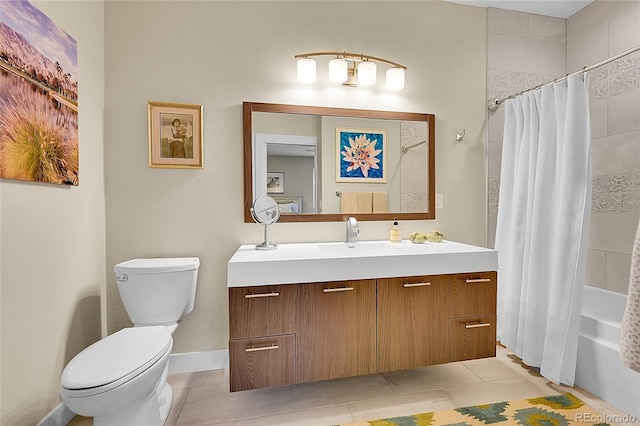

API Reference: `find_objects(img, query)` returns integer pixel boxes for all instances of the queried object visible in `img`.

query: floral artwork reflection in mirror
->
[0,0,79,185]
[336,128,386,183]
[148,101,203,168]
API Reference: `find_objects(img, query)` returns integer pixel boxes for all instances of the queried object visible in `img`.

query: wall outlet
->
[435,193,444,209]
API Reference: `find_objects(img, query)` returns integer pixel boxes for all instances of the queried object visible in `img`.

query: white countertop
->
[227,240,498,287]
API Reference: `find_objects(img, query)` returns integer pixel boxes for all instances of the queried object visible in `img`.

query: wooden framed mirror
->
[244,102,435,223]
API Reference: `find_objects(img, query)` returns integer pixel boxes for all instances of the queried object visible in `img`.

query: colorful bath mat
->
[338,393,615,425]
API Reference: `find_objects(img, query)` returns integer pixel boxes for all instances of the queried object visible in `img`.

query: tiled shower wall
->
[400,121,428,213]
[573,1,640,294]
[487,1,640,294]
[486,8,566,246]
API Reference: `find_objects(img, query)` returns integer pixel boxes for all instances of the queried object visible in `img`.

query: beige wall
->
[0,1,105,424]
[104,0,488,355]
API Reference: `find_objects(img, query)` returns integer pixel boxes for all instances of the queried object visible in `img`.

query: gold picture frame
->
[148,101,203,168]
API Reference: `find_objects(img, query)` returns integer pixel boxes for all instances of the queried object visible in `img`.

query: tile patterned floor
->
[68,346,639,425]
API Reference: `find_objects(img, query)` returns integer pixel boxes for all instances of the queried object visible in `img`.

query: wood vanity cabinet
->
[228,285,295,391]
[448,272,497,362]
[296,279,377,383]
[228,272,497,391]
[377,275,449,372]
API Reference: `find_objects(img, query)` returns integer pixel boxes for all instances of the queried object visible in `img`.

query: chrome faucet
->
[346,217,359,243]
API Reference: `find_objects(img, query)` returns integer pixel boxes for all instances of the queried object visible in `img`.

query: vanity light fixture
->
[295,51,406,90]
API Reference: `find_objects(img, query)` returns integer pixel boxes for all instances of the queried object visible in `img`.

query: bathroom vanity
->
[227,240,498,392]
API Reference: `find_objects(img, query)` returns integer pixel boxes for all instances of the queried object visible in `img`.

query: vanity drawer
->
[229,285,295,339]
[229,334,295,392]
[448,272,497,317]
[449,315,496,362]
[377,275,449,371]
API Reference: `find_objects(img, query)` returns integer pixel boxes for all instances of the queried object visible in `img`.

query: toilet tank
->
[114,257,200,326]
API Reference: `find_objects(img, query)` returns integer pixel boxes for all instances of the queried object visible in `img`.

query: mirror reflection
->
[244,102,435,223]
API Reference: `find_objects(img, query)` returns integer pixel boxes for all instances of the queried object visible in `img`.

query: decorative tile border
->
[487,70,559,101]
[489,50,639,102]
[593,171,640,213]
[488,178,500,214]
[589,50,640,100]
[489,171,640,214]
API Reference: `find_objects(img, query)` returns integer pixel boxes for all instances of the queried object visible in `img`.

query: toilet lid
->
[61,326,172,391]
[114,257,199,274]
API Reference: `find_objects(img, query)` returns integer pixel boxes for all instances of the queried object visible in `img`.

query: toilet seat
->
[61,326,172,398]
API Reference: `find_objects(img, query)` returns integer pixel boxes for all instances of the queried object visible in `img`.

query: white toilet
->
[60,257,200,426]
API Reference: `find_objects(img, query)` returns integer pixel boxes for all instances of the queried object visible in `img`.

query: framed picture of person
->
[148,101,203,168]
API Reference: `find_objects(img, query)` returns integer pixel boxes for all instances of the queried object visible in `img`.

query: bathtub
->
[575,285,640,418]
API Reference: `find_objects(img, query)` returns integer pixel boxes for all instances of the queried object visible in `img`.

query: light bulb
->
[357,61,376,86]
[386,67,405,91]
[328,58,348,83]
[297,58,316,84]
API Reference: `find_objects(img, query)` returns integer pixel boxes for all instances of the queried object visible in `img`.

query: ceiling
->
[443,0,595,19]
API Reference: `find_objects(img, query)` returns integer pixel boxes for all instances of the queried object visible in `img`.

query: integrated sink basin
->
[314,241,405,256]
[227,240,498,287]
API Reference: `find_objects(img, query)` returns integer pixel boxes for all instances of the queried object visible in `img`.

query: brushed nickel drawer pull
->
[323,287,354,293]
[403,282,432,288]
[245,344,280,352]
[245,292,280,299]
[465,278,492,283]
[465,322,491,329]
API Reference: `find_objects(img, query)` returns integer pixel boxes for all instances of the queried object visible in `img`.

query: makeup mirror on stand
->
[250,196,280,250]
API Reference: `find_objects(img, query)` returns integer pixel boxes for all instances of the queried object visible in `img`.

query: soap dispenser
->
[390,219,401,243]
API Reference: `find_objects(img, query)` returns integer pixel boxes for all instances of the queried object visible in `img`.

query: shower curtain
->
[495,73,591,386]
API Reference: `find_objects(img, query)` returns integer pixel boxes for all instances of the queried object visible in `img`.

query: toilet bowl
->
[61,326,172,426]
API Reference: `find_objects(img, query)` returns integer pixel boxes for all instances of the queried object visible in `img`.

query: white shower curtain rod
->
[488,44,640,111]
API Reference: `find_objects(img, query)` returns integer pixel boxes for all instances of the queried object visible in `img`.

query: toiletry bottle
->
[390,220,401,243]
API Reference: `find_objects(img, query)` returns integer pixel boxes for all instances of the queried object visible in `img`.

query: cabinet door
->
[449,272,497,317]
[229,285,295,339]
[296,280,376,383]
[229,335,295,392]
[449,315,496,362]
[378,275,448,372]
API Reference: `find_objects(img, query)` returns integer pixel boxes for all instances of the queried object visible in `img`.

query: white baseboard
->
[168,348,229,374]
[40,349,230,425]
[37,402,75,426]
